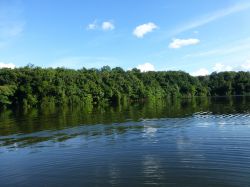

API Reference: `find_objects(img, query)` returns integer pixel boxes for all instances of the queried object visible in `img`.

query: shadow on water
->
[0,96,250,149]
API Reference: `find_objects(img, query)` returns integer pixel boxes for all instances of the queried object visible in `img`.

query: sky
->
[1,0,250,75]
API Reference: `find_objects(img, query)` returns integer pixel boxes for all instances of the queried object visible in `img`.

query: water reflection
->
[0,96,250,150]
[142,155,165,185]
[0,97,250,187]
[108,164,121,186]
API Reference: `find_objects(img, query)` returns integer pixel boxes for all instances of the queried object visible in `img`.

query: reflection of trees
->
[0,123,146,149]
[0,97,249,135]
[0,96,249,138]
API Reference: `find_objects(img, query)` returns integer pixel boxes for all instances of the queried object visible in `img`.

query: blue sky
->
[1,0,250,75]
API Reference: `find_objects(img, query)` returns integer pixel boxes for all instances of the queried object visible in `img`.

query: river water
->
[0,97,250,186]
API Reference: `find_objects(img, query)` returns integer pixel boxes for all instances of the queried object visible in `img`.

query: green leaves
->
[0,85,17,105]
[0,67,250,109]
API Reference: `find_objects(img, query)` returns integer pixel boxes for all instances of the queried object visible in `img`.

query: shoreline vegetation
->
[0,65,250,109]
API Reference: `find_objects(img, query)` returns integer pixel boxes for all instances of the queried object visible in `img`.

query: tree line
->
[0,65,250,109]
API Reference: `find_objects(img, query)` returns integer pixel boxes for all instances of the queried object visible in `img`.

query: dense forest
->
[0,65,250,109]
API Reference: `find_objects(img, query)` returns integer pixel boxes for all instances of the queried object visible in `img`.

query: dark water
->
[0,97,250,187]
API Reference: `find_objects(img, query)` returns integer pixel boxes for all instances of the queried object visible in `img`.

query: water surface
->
[0,97,250,187]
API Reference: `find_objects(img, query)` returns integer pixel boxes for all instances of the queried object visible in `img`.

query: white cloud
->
[191,68,209,76]
[86,20,98,30]
[173,2,250,35]
[212,60,250,73]
[192,59,250,76]
[0,62,15,69]
[241,60,250,71]
[86,20,115,31]
[235,60,250,71]
[169,38,200,49]
[213,63,233,72]
[101,21,115,31]
[133,22,158,38]
[137,63,155,72]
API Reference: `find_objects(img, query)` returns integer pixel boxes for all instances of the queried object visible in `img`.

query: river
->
[0,97,250,187]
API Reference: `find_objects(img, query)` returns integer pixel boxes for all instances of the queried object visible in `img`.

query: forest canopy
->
[0,65,250,108]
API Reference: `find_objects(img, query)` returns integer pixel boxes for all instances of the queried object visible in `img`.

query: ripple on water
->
[1,112,250,187]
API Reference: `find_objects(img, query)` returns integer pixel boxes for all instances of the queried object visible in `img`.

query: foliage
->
[0,66,250,108]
